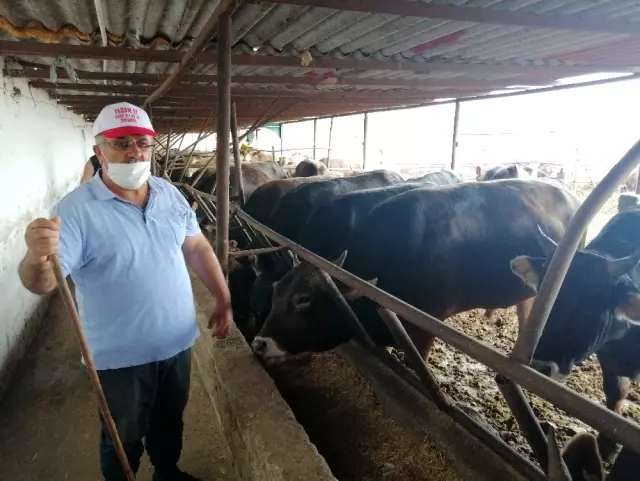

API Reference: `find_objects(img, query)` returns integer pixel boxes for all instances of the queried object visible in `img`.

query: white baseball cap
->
[92,101,157,139]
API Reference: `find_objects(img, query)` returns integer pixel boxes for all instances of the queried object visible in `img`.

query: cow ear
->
[510,256,544,292]
[616,292,640,323]
[341,278,378,300]
[545,424,572,481]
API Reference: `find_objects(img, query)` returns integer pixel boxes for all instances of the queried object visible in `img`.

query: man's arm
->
[18,252,58,295]
[182,233,231,305]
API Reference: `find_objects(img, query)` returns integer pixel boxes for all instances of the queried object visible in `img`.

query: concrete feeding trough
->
[190,271,336,481]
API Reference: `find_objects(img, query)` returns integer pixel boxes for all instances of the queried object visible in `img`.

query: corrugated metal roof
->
[1,0,640,130]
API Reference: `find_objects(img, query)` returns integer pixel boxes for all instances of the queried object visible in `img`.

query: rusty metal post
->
[231,102,246,208]
[451,100,460,170]
[163,128,172,178]
[146,103,156,176]
[496,375,549,471]
[377,307,451,409]
[363,112,368,169]
[328,116,334,161]
[511,136,640,365]
[216,10,231,279]
[313,118,317,159]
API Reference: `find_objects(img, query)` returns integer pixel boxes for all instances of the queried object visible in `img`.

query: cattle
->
[194,161,287,199]
[621,172,638,192]
[508,207,640,460]
[318,157,362,170]
[242,175,333,226]
[228,175,334,333]
[407,169,464,185]
[476,164,534,181]
[546,425,637,481]
[251,179,581,368]
[294,159,329,177]
[266,170,404,242]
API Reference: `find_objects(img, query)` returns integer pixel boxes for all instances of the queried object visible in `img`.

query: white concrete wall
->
[0,57,93,387]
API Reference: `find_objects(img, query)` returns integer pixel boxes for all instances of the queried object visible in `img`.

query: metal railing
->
[175,138,640,479]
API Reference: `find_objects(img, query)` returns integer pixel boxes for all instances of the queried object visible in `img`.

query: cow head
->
[249,251,294,331]
[251,251,377,363]
[509,226,640,379]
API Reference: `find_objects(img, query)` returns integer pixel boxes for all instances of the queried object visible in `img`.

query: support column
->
[313,118,317,159]
[363,112,369,169]
[451,100,460,171]
[216,11,231,279]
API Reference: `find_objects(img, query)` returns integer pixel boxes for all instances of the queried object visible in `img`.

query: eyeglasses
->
[100,138,154,151]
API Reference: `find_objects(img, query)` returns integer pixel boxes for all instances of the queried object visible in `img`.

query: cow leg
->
[597,358,630,462]
[516,297,535,333]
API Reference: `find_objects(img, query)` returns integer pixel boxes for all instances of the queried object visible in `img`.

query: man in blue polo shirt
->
[18,102,232,481]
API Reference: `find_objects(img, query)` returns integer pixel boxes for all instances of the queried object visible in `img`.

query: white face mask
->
[105,161,151,190]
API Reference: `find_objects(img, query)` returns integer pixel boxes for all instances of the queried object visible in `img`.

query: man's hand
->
[25,216,61,262]
[208,299,233,339]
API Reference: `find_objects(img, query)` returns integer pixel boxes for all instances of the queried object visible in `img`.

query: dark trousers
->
[97,348,192,481]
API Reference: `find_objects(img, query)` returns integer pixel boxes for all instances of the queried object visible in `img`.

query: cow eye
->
[294,293,312,311]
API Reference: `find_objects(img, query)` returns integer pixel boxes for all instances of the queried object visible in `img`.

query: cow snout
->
[252,338,268,355]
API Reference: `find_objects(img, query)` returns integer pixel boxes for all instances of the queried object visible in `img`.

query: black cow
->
[509,207,640,460]
[244,171,405,338]
[266,170,404,242]
[242,175,332,226]
[294,159,329,177]
[251,179,581,366]
[407,169,464,185]
[546,425,637,480]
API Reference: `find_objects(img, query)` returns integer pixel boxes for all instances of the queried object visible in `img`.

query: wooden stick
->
[49,254,135,481]
[228,245,287,258]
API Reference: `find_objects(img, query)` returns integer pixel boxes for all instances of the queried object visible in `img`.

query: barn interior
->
[2,1,640,480]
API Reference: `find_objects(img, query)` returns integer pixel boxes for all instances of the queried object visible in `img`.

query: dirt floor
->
[0,292,235,481]
[267,353,465,481]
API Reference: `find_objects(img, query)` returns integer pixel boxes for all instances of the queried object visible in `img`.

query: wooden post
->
[451,100,460,171]
[163,128,171,178]
[146,104,156,176]
[363,112,369,169]
[328,116,334,161]
[231,102,246,208]
[272,146,276,163]
[313,118,317,159]
[216,11,231,279]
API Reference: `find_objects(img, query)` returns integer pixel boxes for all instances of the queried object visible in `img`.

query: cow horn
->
[536,225,558,258]
[607,248,640,278]
[287,250,300,267]
[334,250,348,268]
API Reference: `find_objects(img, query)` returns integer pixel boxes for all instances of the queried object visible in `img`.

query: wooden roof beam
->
[4,67,552,89]
[0,41,634,75]
[264,0,640,36]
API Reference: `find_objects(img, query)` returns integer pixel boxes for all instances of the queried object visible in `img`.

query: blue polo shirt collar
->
[88,173,155,203]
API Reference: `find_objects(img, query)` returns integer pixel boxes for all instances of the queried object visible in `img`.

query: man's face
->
[93,135,154,165]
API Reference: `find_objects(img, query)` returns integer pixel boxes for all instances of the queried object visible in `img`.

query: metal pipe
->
[328,116,334,160]
[363,112,368,169]
[496,376,549,471]
[50,254,136,481]
[163,128,172,178]
[189,151,216,188]
[178,113,213,183]
[317,270,375,348]
[167,130,189,175]
[313,118,317,159]
[451,100,460,170]
[229,245,287,258]
[216,11,231,279]
[378,308,451,410]
[511,136,640,365]
[233,208,640,455]
[231,103,246,208]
